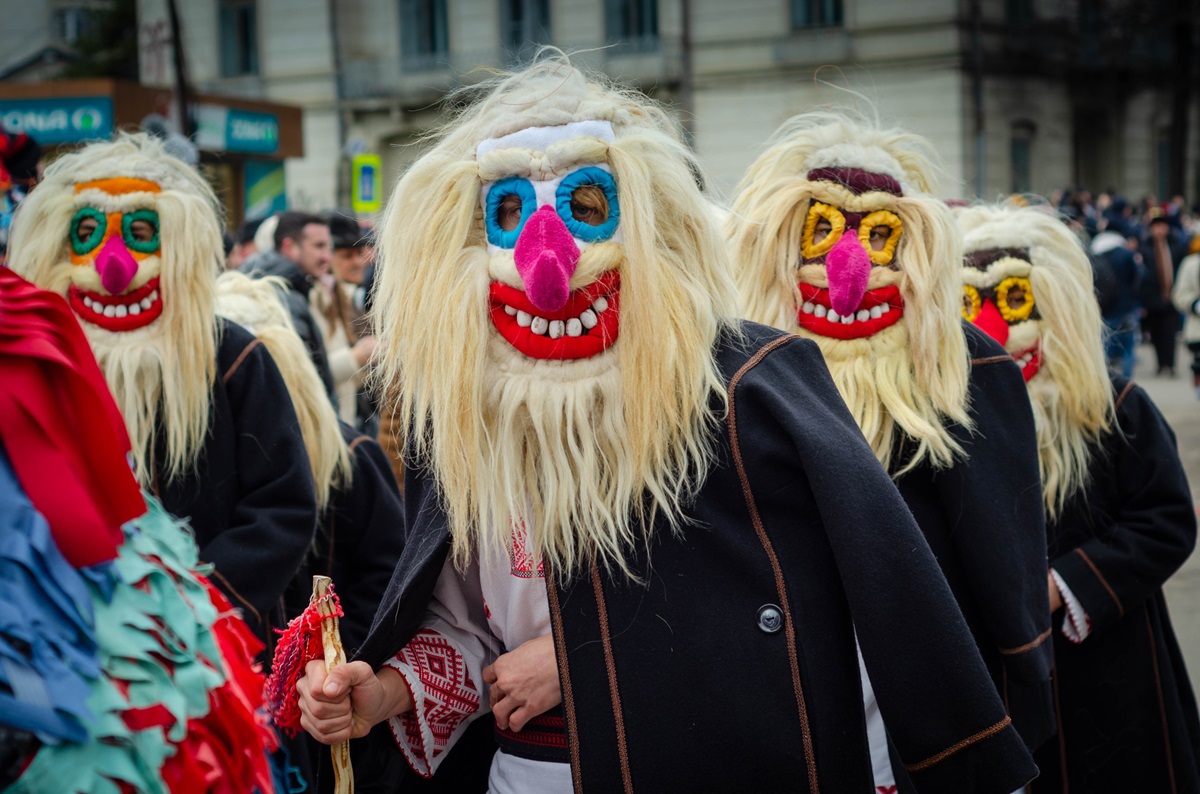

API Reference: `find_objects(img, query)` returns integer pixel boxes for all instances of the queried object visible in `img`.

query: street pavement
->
[1135,344,1200,685]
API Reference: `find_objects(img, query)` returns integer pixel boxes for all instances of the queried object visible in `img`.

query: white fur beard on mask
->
[473,334,639,575]
[805,321,961,474]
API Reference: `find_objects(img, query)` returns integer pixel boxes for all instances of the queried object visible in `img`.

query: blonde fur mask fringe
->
[727,112,971,474]
[8,133,220,488]
[371,53,738,580]
[957,203,1113,520]
[214,272,352,511]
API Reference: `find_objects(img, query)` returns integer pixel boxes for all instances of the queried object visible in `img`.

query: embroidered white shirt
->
[382,523,571,792]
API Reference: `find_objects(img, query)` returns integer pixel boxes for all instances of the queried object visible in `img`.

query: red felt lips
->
[489,271,620,360]
[68,277,164,332]
[796,282,905,340]
[1012,343,1042,382]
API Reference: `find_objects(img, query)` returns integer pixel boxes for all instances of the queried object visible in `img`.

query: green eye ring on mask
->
[70,207,107,256]
[122,209,160,254]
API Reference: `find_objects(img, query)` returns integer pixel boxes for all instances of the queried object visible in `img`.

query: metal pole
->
[970,0,985,198]
[165,0,192,137]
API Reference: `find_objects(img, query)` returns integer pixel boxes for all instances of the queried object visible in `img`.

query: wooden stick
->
[313,575,354,794]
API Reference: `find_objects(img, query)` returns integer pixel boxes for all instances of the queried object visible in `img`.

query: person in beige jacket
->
[1171,250,1200,398]
[311,213,376,426]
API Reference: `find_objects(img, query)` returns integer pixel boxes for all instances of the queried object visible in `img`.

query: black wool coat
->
[1032,375,1200,794]
[356,322,1038,794]
[157,319,317,642]
[891,323,1055,773]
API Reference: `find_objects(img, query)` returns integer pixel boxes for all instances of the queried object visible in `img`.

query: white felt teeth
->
[800,301,892,324]
[502,293,612,337]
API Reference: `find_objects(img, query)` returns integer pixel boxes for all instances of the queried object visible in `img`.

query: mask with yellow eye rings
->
[961,277,1036,323]
[857,210,902,266]
[801,202,903,265]
[801,202,846,259]
[962,284,982,322]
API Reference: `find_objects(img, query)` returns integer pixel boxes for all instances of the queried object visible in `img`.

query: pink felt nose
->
[513,205,580,313]
[94,234,139,295]
[825,229,871,317]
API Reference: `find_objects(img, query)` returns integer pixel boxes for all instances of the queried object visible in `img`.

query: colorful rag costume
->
[348,57,1037,793]
[958,203,1200,793]
[0,267,276,793]
[6,133,317,642]
[727,114,1054,791]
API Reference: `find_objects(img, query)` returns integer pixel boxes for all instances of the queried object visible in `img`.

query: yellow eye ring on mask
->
[801,201,846,259]
[996,276,1036,322]
[962,284,981,322]
[857,210,903,266]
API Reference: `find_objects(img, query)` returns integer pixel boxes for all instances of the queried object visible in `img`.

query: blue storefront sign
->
[245,159,287,219]
[0,97,113,145]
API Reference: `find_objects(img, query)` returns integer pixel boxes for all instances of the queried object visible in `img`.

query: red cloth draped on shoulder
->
[0,266,144,567]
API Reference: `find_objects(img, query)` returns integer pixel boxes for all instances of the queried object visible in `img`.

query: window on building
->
[1156,129,1172,201]
[606,0,658,50]
[1005,0,1034,25]
[401,0,449,68]
[502,0,551,63]
[1010,121,1036,194]
[55,6,97,46]
[219,0,259,77]
[791,0,843,29]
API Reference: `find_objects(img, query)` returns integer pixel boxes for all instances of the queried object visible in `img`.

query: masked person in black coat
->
[6,133,317,646]
[960,202,1200,794]
[291,56,1037,794]
[727,114,1054,792]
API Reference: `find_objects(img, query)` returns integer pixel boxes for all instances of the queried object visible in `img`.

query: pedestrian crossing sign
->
[351,154,382,214]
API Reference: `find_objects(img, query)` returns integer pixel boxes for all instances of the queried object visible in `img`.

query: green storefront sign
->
[0,97,113,145]
[195,105,279,155]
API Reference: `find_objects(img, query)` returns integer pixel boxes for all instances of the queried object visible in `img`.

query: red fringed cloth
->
[0,267,143,567]
[265,584,345,736]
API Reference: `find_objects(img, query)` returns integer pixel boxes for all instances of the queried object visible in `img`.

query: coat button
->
[757,604,783,633]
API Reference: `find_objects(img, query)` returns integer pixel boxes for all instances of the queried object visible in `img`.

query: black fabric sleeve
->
[736,336,1037,794]
[338,433,407,653]
[1052,382,1197,636]
[202,337,317,633]
[939,330,1053,682]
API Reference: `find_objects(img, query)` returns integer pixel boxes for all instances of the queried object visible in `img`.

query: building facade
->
[135,0,1200,210]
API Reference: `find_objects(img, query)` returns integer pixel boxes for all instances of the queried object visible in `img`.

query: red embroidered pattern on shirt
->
[397,629,481,761]
[509,517,545,579]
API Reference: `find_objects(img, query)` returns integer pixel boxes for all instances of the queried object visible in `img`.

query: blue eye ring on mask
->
[485,176,537,248]
[555,166,620,243]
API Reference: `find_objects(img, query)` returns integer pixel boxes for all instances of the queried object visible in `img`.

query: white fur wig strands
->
[8,133,220,488]
[214,272,352,511]
[957,203,1113,520]
[726,112,971,474]
[371,53,738,579]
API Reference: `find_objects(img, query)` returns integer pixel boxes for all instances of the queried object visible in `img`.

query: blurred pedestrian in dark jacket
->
[1091,228,1143,377]
[1138,210,1186,376]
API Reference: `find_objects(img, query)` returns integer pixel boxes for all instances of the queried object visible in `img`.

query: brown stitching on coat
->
[209,568,262,626]
[998,627,1052,656]
[222,338,263,384]
[904,715,1012,772]
[971,354,1014,366]
[727,334,820,794]
[1074,547,1125,618]
[1147,606,1178,793]
[591,564,634,794]
[1051,665,1069,793]
[546,575,584,793]
[1115,380,1137,412]
[348,436,368,454]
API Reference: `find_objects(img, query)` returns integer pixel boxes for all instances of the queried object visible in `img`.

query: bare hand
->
[482,634,561,732]
[297,659,411,744]
[1048,572,1064,613]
